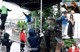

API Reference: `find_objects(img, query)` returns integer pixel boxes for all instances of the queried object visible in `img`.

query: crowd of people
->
[61,1,80,52]
[62,11,75,39]
[0,1,80,52]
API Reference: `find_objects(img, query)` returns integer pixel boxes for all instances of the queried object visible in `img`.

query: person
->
[45,18,56,52]
[61,11,68,37]
[68,42,79,52]
[20,29,26,52]
[0,6,12,31]
[55,37,65,52]
[28,28,41,52]
[23,12,31,22]
[70,1,79,13]
[62,4,68,10]
[67,14,75,39]
[66,1,80,13]
[2,33,12,52]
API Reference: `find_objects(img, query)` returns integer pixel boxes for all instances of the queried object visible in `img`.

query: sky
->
[0,0,30,20]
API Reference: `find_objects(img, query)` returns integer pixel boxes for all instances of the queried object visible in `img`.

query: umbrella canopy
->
[3,0,61,10]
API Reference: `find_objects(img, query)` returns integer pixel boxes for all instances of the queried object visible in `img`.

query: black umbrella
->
[3,0,61,10]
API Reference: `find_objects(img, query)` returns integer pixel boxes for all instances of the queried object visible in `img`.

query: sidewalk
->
[5,27,29,52]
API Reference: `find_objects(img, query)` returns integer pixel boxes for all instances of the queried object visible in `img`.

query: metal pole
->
[40,0,42,33]
[77,22,78,38]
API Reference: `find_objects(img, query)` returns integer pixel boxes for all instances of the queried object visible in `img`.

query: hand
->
[65,4,68,8]
[40,33,44,37]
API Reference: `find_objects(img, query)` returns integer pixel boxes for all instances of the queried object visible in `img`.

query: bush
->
[64,39,75,48]
[17,20,27,30]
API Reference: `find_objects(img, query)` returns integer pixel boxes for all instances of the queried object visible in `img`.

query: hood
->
[29,28,36,37]
[4,32,10,39]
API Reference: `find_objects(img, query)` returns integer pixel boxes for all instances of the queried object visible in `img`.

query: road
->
[3,24,30,52]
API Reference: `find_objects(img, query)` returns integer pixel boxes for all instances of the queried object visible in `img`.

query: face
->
[70,15,73,19]
[23,30,26,33]
[71,16,73,18]
[64,13,67,16]
[71,4,74,7]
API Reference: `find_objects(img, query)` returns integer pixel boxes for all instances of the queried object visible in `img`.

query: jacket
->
[68,47,79,52]
[61,15,68,26]
[28,29,40,48]
[20,32,26,42]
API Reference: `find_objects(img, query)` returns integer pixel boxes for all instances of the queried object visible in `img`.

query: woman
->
[64,2,79,13]
[68,42,79,52]
[71,1,79,13]
[67,14,75,39]
[20,29,26,52]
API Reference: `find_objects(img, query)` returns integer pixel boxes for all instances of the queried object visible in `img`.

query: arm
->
[7,9,12,11]
[72,21,75,27]
[61,16,65,21]
[23,12,28,16]
[0,9,1,13]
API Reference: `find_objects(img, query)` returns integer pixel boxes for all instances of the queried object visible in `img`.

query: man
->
[61,11,68,37]
[28,28,41,52]
[2,33,12,52]
[0,6,11,31]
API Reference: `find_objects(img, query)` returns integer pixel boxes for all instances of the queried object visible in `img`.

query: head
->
[71,1,77,7]
[4,33,10,39]
[29,14,31,16]
[63,11,67,16]
[21,29,25,33]
[70,14,74,20]
[72,42,77,47]
[29,28,36,37]
[2,6,6,8]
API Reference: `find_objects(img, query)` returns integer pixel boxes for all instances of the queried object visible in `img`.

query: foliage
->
[31,10,40,28]
[43,6,53,18]
[63,39,75,48]
[31,10,40,17]
[17,20,27,30]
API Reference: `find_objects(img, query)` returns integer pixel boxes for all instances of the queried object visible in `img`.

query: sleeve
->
[7,9,12,11]
[68,48,72,52]
[0,9,1,13]
[24,33,26,42]
[67,6,74,10]
[61,16,65,21]
[72,21,75,27]
[23,12,28,16]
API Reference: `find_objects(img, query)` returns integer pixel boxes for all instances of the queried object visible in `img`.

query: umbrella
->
[3,0,61,10]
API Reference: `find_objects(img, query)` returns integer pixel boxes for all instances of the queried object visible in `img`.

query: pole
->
[40,0,42,33]
[57,3,61,17]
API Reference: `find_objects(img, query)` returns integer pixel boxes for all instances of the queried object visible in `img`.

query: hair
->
[72,42,77,47]
[71,1,78,7]
[21,29,25,33]
[63,11,67,14]
[70,14,74,20]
